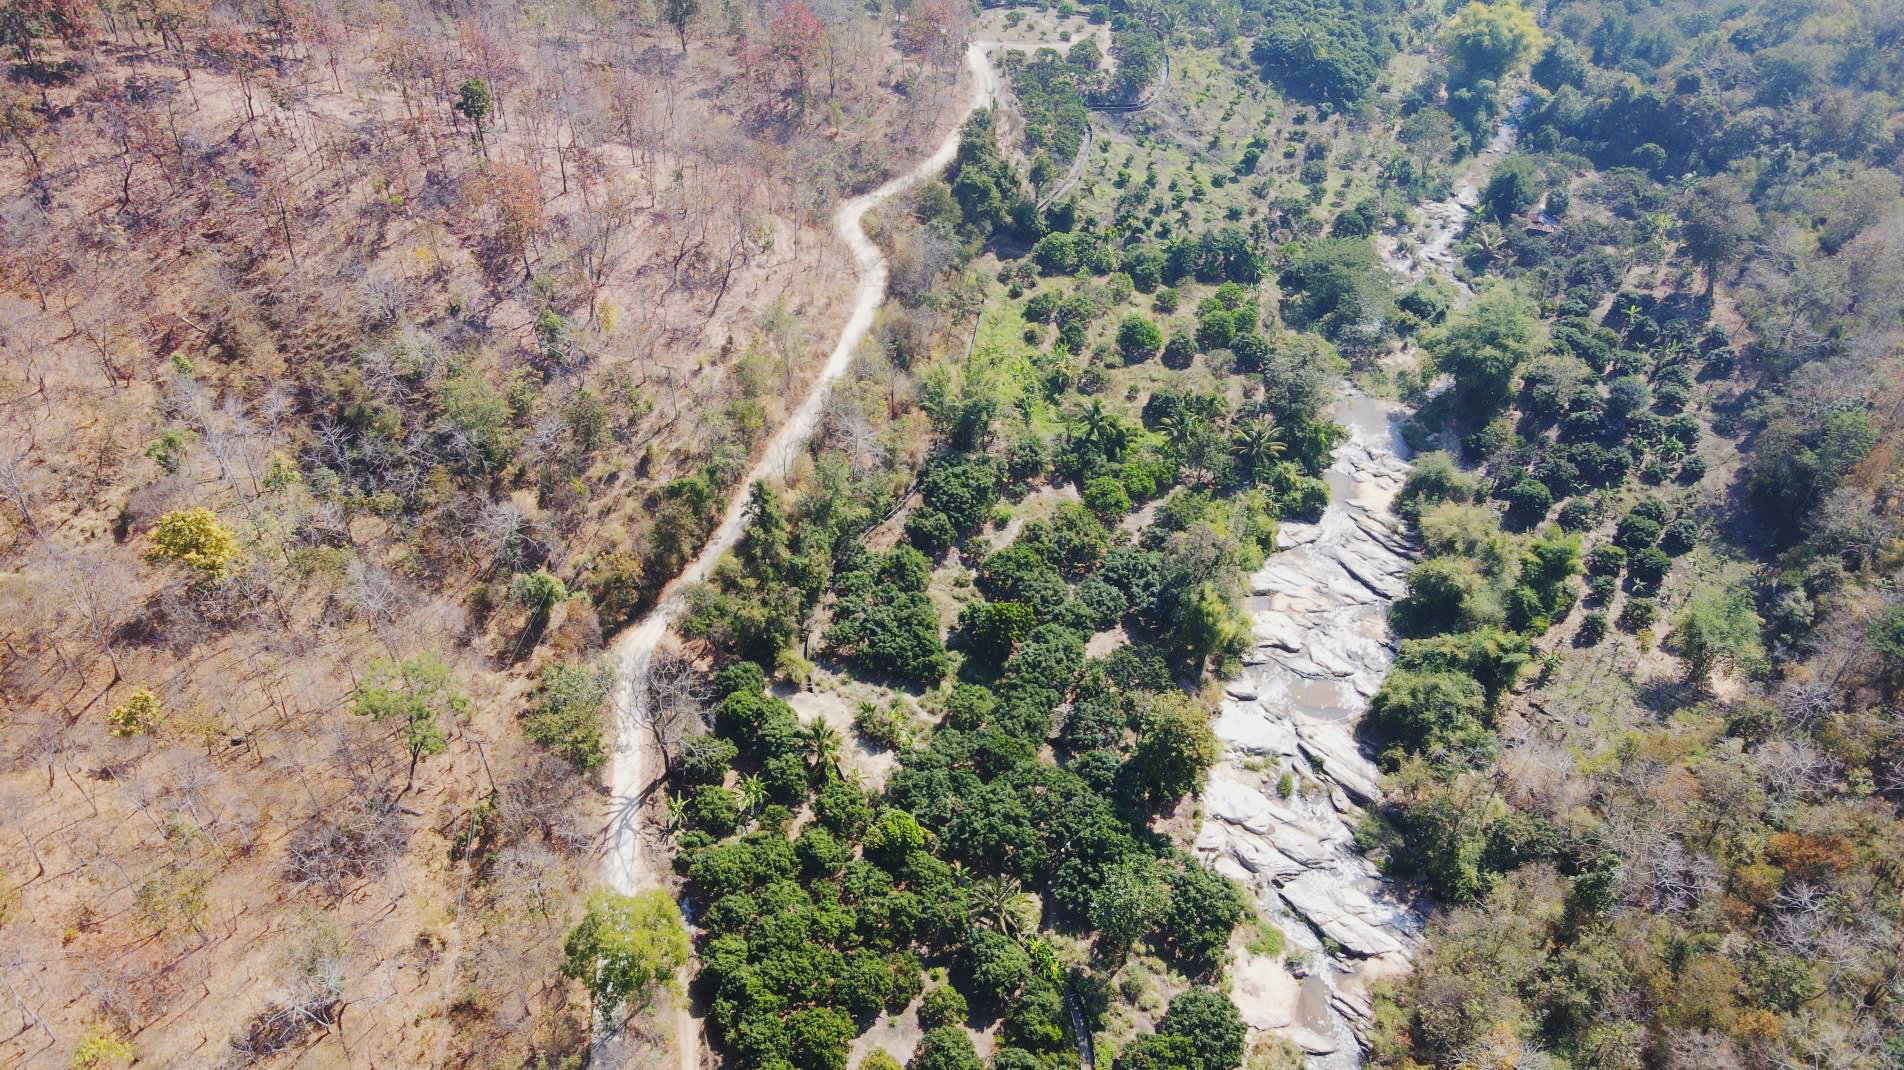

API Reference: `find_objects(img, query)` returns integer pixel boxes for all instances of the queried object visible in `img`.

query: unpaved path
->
[599,40,1001,1070]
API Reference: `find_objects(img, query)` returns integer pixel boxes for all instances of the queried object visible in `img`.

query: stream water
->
[1378,94,1529,288]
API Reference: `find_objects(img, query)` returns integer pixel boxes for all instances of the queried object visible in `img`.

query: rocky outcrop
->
[1204,97,1528,1067]
[1197,392,1424,1070]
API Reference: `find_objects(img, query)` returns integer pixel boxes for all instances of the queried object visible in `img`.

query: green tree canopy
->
[1670,586,1765,686]
[910,1026,983,1070]
[1481,155,1541,222]
[1426,283,1545,425]
[1156,987,1246,1070]
[562,887,691,1023]
[1117,314,1165,364]
[1130,692,1220,804]
[353,654,466,788]
[1091,856,1172,960]
[1441,0,1546,86]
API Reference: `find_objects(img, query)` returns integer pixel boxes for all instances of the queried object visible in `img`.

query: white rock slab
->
[1280,872,1406,957]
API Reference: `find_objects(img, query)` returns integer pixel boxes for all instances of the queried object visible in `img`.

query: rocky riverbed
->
[1377,94,1529,287]
[1198,101,1533,1061]
[1194,391,1423,1067]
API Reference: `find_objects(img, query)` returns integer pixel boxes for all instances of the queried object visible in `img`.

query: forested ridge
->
[2,0,1903,1067]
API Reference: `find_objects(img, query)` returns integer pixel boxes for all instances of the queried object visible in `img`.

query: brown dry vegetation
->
[0,0,971,1065]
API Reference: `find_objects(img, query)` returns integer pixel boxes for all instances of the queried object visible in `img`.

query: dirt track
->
[599,39,1003,1070]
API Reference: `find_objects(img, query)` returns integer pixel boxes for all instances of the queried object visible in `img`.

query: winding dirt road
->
[600,40,1000,1070]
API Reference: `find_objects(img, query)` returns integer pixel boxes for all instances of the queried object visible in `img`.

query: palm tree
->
[1467,223,1508,269]
[1231,417,1286,481]
[803,721,844,782]
[1073,399,1131,463]
[1658,335,1690,372]
[664,792,688,832]
[1157,409,1196,457]
[968,875,1036,939]
[1045,356,1079,396]
[736,774,766,816]
[1617,297,1646,344]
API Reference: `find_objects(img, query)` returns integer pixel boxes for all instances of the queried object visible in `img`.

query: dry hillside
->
[0,1,971,1066]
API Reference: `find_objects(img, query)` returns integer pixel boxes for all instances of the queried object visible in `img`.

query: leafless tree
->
[59,548,137,688]
[638,648,708,771]
[1776,679,1838,731]
[486,840,568,923]
[283,799,410,899]
[1611,817,1720,916]
[0,451,38,536]
[500,756,591,853]
[0,951,57,1049]
[346,559,408,656]
[474,500,535,571]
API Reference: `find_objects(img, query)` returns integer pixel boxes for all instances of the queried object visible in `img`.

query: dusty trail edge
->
[598,40,1001,1070]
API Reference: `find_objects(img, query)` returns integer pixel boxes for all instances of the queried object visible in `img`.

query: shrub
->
[1075,576,1128,629]
[1555,497,1596,531]
[684,784,742,836]
[1619,597,1659,631]
[677,734,738,784]
[1083,475,1133,519]
[1627,498,1670,525]
[1577,610,1609,644]
[1587,545,1627,575]
[911,1027,984,1070]
[713,661,766,700]
[919,984,969,1029]
[1661,516,1700,555]
[1116,314,1164,363]
[1161,332,1197,368]
[1503,478,1553,525]
[1628,546,1672,590]
[905,508,957,558]
[107,687,163,737]
[920,456,1002,534]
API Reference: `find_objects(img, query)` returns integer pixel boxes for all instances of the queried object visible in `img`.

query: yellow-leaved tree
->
[145,507,240,575]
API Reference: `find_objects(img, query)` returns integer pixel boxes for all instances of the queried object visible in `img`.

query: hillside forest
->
[2,0,1904,1069]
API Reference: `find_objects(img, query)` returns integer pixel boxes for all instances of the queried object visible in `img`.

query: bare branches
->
[282,798,411,899]
[635,648,708,771]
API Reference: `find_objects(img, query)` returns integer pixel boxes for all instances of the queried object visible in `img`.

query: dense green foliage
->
[1250,0,1404,102]
[1357,0,1904,1066]
[668,2,1904,1067]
